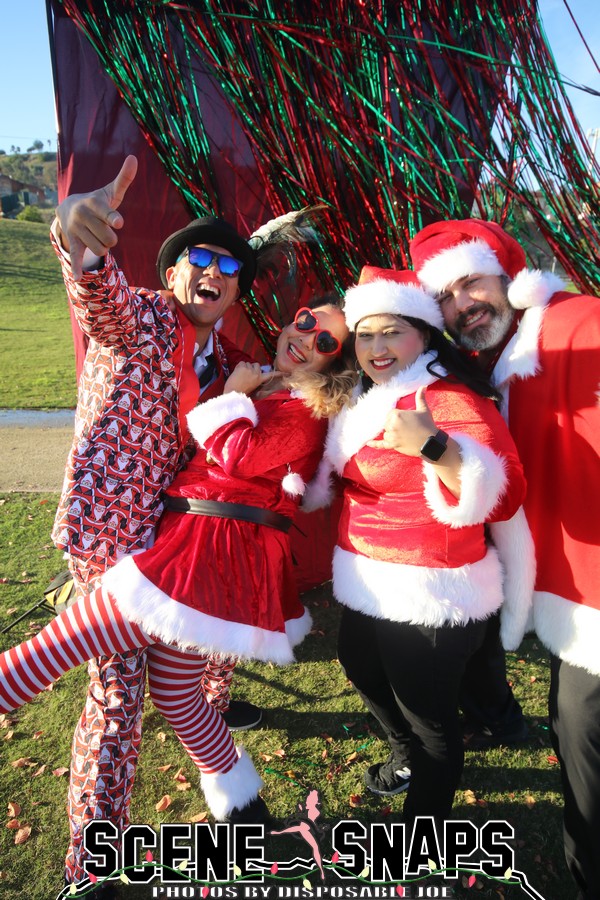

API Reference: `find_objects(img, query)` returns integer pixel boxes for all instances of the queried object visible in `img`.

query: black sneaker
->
[223,795,276,827]
[463,719,529,751]
[364,754,411,796]
[222,700,263,732]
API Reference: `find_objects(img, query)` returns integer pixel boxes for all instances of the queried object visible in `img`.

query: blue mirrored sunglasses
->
[182,247,243,278]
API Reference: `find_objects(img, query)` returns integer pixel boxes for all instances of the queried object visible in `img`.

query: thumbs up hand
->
[55,155,138,280]
[368,386,438,456]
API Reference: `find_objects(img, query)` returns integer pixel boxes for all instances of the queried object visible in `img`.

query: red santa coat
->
[306,355,529,634]
[50,236,250,569]
[103,389,328,664]
[491,279,600,675]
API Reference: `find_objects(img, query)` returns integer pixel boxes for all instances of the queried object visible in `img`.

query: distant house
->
[0,173,45,216]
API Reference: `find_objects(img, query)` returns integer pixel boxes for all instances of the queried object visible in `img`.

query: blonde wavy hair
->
[287,365,358,418]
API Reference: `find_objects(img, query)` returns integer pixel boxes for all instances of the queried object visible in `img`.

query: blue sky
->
[0,0,598,158]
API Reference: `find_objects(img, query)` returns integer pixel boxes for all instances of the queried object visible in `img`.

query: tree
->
[26,140,45,153]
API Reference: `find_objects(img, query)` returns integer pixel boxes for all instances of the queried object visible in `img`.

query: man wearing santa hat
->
[410,218,600,900]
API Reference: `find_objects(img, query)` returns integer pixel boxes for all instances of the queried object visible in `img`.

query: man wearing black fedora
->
[51,155,264,894]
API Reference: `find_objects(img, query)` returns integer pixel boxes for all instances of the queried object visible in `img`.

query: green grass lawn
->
[0,219,76,408]
[0,494,569,900]
[0,222,570,899]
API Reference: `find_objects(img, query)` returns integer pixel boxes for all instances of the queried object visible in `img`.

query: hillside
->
[0,151,57,192]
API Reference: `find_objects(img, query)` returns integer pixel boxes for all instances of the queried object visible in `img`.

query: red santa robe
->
[304,354,532,638]
[490,273,600,675]
[103,388,327,664]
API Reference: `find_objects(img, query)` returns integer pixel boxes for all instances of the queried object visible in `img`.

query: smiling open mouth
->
[370,358,395,369]
[287,343,306,363]
[196,284,221,300]
[459,306,492,329]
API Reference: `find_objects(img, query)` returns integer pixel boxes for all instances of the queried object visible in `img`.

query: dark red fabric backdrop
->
[48,0,339,591]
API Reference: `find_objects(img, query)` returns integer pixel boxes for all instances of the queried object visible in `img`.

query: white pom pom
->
[507,269,564,310]
[282,470,305,496]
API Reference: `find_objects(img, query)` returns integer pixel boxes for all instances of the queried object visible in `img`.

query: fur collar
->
[325,352,442,473]
[493,272,563,388]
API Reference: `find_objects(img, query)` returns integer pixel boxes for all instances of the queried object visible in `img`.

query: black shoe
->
[222,700,263,732]
[364,754,411,796]
[463,719,529,751]
[223,795,276,828]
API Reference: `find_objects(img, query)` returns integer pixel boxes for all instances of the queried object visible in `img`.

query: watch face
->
[420,432,448,461]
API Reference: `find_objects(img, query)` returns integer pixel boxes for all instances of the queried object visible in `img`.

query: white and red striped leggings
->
[0,587,239,777]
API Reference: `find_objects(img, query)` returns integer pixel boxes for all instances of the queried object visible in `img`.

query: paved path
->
[0,410,74,492]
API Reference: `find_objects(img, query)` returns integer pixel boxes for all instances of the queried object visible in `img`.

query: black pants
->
[460,612,525,732]
[549,655,600,900]
[338,606,487,823]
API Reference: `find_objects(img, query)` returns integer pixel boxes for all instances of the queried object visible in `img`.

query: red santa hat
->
[410,219,562,310]
[343,265,444,332]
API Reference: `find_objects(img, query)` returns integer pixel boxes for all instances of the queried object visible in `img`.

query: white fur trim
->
[418,240,506,294]
[325,355,442,473]
[187,392,258,447]
[344,278,444,331]
[507,270,564,310]
[104,556,312,664]
[200,747,264,819]
[534,592,600,677]
[302,457,335,511]
[422,433,507,527]
[492,306,545,389]
[332,545,503,626]
[490,507,536,650]
[282,470,305,497]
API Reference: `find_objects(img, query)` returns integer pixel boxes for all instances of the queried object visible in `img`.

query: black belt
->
[162,496,293,533]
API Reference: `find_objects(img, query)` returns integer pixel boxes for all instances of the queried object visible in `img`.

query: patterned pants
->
[64,558,236,883]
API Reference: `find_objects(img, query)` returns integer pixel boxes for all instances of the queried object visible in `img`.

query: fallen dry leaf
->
[273,749,286,758]
[547,755,559,765]
[157,733,167,743]
[4,731,14,741]
[7,802,21,817]
[14,825,32,845]
[32,731,44,740]
[524,795,536,808]
[189,811,208,823]
[6,819,21,830]
[175,782,192,792]
[155,795,172,812]
[260,753,273,762]
[173,768,188,783]
[157,764,172,773]
[10,758,36,769]
[346,752,359,764]
[32,765,47,778]
[52,767,69,777]
[463,789,478,805]
[349,794,363,808]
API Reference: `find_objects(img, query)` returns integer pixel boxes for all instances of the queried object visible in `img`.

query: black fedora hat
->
[156,216,257,294]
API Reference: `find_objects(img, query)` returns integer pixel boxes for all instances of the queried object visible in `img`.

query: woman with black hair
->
[305,266,533,826]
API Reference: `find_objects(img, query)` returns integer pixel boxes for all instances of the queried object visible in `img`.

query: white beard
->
[453,303,515,351]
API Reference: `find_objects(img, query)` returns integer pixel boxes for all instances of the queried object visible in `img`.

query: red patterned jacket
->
[51,238,251,569]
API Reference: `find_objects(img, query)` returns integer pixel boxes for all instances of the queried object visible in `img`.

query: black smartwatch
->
[420,429,449,462]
